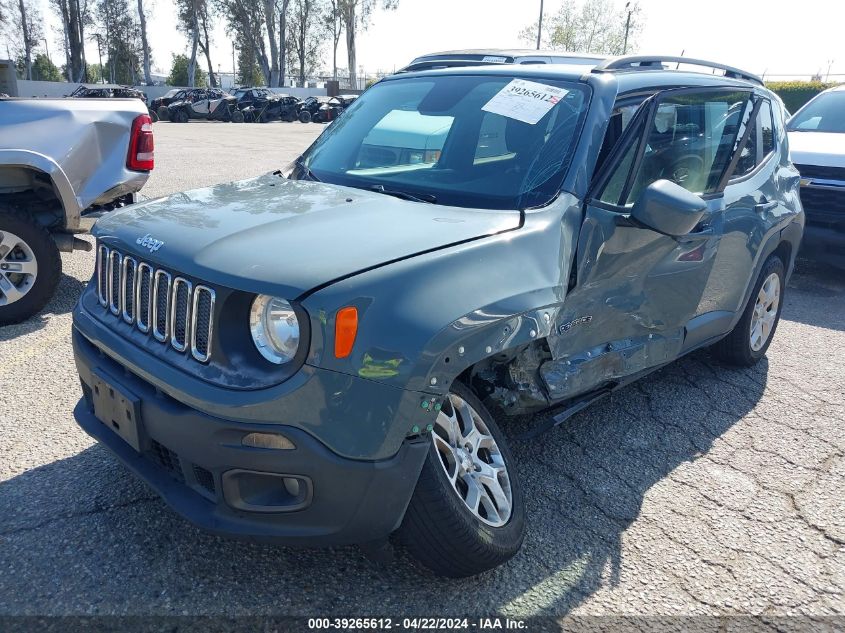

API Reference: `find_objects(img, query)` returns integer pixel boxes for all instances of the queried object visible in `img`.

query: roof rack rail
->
[593,56,763,86]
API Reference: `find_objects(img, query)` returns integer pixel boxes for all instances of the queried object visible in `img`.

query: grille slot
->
[193,465,216,495]
[136,263,153,333]
[97,245,109,307]
[149,440,184,483]
[94,245,216,364]
[108,251,122,315]
[152,270,172,342]
[121,256,137,324]
[191,286,215,362]
[170,278,192,352]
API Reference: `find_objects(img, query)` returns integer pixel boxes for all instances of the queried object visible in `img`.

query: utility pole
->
[42,38,51,65]
[827,59,835,82]
[232,42,236,85]
[623,2,632,55]
[536,0,544,50]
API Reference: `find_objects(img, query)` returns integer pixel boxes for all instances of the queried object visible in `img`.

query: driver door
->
[550,87,754,381]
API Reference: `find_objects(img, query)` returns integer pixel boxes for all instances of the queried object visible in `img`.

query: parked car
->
[150,88,207,122]
[787,85,845,268]
[0,95,153,324]
[71,56,802,577]
[68,84,148,104]
[402,49,606,72]
[167,89,244,123]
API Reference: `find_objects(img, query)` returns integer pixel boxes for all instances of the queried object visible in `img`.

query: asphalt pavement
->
[0,121,842,620]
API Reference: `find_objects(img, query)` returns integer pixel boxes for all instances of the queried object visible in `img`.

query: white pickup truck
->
[0,96,154,324]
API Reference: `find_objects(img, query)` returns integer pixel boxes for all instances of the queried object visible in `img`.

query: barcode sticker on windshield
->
[481,55,508,63]
[482,79,568,125]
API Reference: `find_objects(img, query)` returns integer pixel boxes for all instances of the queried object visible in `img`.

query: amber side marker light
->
[335,306,359,358]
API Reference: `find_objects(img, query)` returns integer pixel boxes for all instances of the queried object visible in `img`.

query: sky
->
[19,0,845,82]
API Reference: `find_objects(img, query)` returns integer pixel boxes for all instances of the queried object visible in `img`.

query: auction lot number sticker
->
[308,617,526,630]
[481,78,568,125]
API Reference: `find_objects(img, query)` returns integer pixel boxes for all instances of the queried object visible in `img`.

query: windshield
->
[295,74,590,209]
[164,89,180,98]
[788,91,845,133]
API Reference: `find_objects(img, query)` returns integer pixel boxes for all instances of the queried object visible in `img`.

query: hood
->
[788,131,845,168]
[93,174,521,298]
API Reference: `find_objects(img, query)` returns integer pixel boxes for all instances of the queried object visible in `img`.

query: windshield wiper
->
[369,184,437,204]
[294,157,321,182]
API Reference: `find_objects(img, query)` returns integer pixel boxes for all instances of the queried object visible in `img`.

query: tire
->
[712,254,786,367]
[175,109,189,124]
[149,110,159,123]
[398,381,525,577]
[298,110,311,124]
[231,109,244,123]
[0,210,62,326]
[157,105,169,121]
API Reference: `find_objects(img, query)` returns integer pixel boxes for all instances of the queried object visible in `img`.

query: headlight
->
[249,295,300,364]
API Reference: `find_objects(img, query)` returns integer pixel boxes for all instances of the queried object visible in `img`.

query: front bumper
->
[801,224,845,269]
[72,327,429,546]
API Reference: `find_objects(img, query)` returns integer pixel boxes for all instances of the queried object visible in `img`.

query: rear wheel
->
[712,254,785,366]
[298,110,311,124]
[231,109,244,123]
[175,109,189,123]
[398,382,525,577]
[156,105,169,121]
[0,210,61,326]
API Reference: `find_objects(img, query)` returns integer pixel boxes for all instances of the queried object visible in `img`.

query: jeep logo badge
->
[136,234,164,253]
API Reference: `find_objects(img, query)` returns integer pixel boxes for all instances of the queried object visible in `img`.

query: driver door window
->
[599,89,753,206]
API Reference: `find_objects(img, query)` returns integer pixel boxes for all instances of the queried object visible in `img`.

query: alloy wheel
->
[431,392,513,527]
[750,272,780,352]
[0,230,38,307]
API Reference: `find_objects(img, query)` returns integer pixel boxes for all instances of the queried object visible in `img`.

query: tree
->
[94,0,143,84]
[519,0,643,56]
[216,0,271,84]
[166,52,208,86]
[338,0,396,90]
[31,53,63,80]
[235,43,263,85]
[136,0,151,84]
[175,0,217,87]
[50,0,93,82]
[7,0,42,79]
[324,0,341,81]
[286,0,324,87]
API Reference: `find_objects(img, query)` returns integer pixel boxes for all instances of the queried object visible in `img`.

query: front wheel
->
[712,254,786,366]
[156,105,169,121]
[175,109,189,123]
[398,382,525,577]
[298,110,311,124]
[0,210,61,325]
[231,109,244,123]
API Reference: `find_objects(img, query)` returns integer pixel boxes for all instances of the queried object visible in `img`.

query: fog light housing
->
[221,469,312,513]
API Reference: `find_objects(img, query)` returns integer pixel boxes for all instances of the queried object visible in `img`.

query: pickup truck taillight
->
[127,114,154,171]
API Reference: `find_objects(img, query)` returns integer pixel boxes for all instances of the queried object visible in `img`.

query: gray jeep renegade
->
[72,55,804,577]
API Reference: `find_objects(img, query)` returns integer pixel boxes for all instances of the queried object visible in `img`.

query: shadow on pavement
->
[784,258,845,332]
[0,273,86,342]
[0,352,767,616]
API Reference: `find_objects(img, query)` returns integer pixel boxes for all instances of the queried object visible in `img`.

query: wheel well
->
[772,240,792,267]
[0,166,65,230]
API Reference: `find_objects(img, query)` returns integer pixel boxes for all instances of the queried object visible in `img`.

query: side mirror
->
[630,180,708,237]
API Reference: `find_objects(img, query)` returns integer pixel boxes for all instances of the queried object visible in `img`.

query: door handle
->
[756,200,778,212]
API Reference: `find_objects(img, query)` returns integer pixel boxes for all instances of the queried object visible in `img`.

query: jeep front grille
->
[96,245,215,362]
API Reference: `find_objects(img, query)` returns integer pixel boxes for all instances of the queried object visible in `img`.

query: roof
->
[392,55,765,94]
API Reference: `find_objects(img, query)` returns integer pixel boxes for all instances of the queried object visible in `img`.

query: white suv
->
[787,85,845,268]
